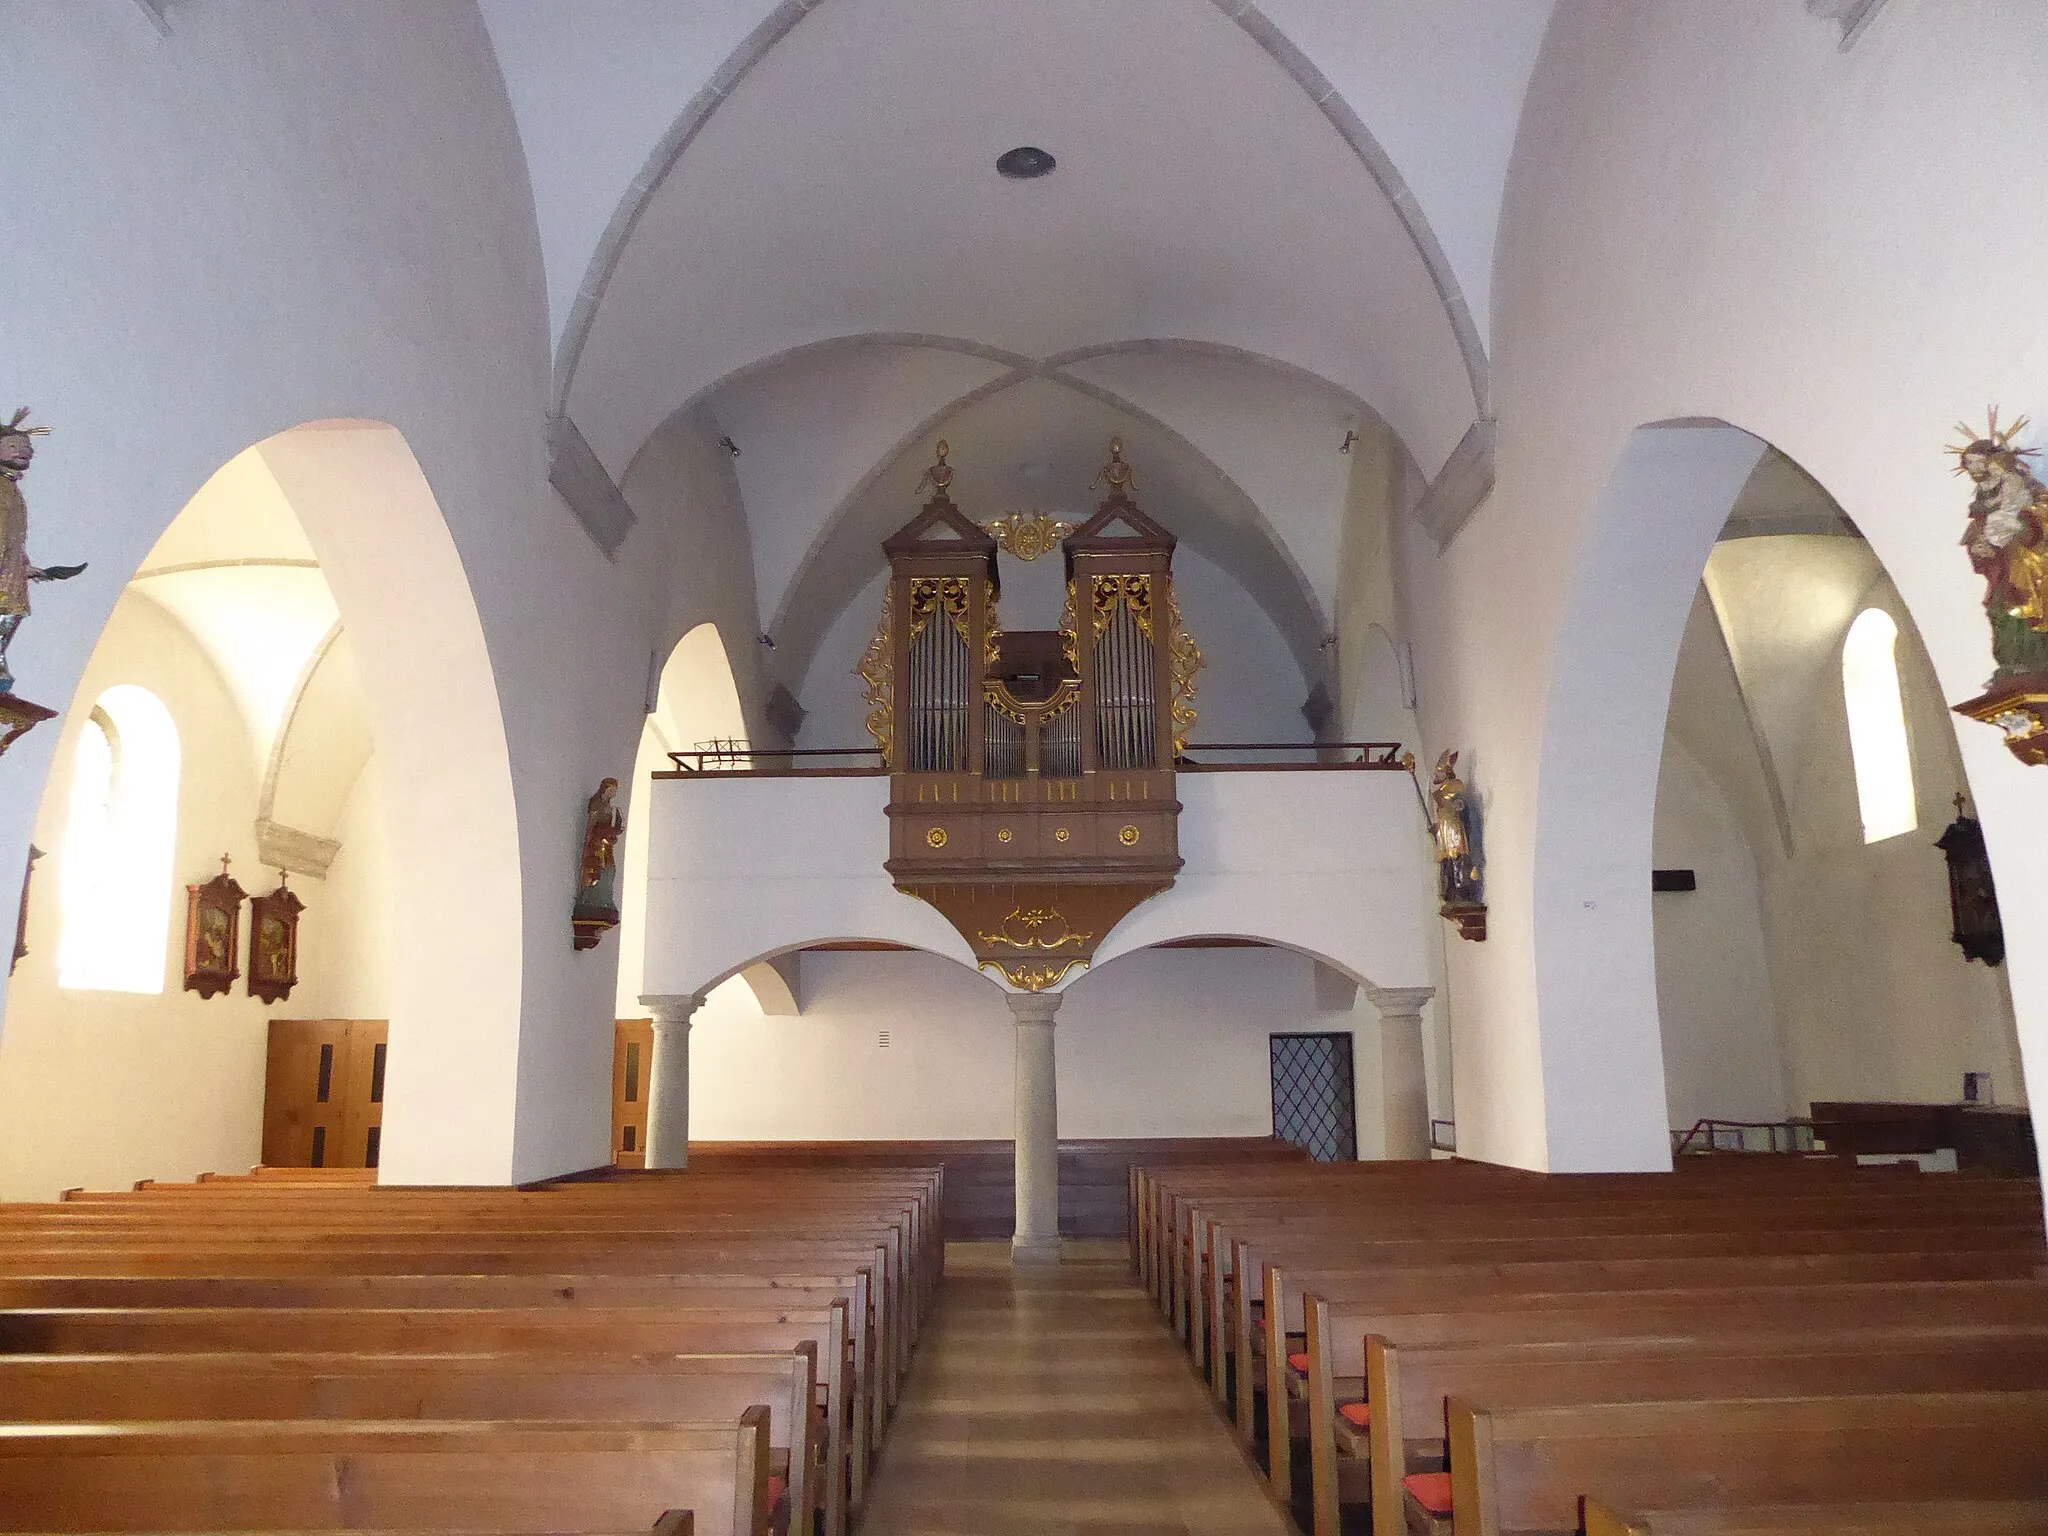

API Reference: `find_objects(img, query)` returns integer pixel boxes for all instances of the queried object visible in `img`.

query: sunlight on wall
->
[57,685,182,993]
[1843,608,1915,844]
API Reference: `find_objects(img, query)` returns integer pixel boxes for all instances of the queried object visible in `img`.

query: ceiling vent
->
[996,146,1056,180]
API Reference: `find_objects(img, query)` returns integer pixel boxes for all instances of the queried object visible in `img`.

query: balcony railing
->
[1671,1117,1820,1156]
[659,740,1408,777]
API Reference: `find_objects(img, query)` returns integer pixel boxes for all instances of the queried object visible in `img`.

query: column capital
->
[1005,990,1062,1026]
[1366,985,1435,1020]
[639,993,704,1027]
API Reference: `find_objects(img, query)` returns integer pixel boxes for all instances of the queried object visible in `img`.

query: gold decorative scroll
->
[983,957,1087,992]
[907,575,972,642]
[1090,573,1153,637]
[1059,584,1079,667]
[1166,589,1205,755]
[976,905,1095,953]
[984,511,1075,561]
[985,578,1003,668]
[985,676,1080,722]
[984,684,1027,725]
[857,581,895,765]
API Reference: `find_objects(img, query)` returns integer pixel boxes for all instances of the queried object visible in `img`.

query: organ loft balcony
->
[639,441,1436,1004]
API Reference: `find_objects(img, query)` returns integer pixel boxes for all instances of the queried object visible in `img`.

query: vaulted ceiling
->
[478,0,1559,699]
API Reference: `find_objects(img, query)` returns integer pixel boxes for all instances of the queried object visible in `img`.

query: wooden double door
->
[262,1019,388,1169]
[612,1018,653,1168]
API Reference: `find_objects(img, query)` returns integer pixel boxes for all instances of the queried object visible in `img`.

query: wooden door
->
[612,1018,653,1168]
[335,1020,388,1170]
[262,1019,388,1169]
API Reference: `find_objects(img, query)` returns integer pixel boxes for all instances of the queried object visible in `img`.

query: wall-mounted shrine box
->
[861,441,1201,989]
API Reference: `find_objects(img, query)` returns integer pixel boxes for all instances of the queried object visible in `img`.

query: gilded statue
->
[1429,750,1482,911]
[1951,411,2048,685]
[0,410,86,695]
[571,777,626,949]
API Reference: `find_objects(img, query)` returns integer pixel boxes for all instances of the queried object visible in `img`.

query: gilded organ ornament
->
[987,957,1087,992]
[1166,590,1204,755]
[857,581,896,765]
[1950,409,2048,763]
[976,905,1094,953]
[984,512,1075,561]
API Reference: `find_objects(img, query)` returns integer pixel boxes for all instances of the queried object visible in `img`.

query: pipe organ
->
[862,440,1203,990]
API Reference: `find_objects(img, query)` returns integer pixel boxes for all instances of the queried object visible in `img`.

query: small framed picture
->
[183,857,247,999]
[247,874,305,1005]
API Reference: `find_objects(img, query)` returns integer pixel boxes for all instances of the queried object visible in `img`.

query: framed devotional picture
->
[248,873,305,1005]
[184,856,246,999]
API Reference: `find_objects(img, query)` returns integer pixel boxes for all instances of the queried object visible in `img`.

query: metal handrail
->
[662,740,1409,773]
[664,746,882,773]
[1181,740,1407,768]
[1672,1117,1818,1156]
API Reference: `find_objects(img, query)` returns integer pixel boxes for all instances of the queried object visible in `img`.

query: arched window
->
[57,685,181,992]
[1842,608,1916,845]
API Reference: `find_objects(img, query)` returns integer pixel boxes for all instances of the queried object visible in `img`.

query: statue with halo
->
[1950,409,2048,763]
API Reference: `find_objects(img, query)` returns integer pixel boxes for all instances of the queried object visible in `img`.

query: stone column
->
[1008,990,1063,1263]
[640,992,703,1170]
[1368,986,1436,1161]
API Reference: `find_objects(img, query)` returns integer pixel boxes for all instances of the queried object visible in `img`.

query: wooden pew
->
[0,1351,822,1536]
[1444,1390,2048,1536]
[1334,1329,2048,1536]
[1256,1259,2048,1494]
[0,1302,857,1530]
[0,1416,770,1536]
[1583,1497,2048,1535]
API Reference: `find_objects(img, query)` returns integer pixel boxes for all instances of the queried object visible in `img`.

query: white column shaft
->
[1369,986,1436,1162]
[1009,992,1062,1262]
[641,994,700,1170]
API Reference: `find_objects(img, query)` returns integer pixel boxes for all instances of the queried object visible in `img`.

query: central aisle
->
[860,1240,1296,1535]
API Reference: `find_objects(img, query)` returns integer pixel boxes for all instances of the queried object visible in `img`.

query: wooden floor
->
[860,1240,1295,1535]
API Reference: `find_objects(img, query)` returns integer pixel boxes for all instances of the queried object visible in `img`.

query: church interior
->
[2,2,2045,1532]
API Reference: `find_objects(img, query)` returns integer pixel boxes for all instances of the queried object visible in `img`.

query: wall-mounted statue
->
[572,777,626,951]
[1950,409,2048,763]
[1410,749,1486,941]
[1935,794,2004,967]
[0,409,87,755]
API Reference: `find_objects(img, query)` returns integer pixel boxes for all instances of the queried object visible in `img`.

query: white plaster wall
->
[1412,0,2048,1177]
[1650,740,1787,1131]
[287,760,395,1024]
[688,946,1385,1153]
[794,572,890,754]
[1,4,676,1186]
[643,770,1433,999]
[1767,585,2025,1111]
[1651,556,2025,1134]
[0,595,270,1199]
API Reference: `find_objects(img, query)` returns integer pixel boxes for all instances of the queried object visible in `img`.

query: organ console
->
[862,440,1203,989]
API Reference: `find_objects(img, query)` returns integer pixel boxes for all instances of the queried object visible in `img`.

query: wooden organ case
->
[864,440,1202,990]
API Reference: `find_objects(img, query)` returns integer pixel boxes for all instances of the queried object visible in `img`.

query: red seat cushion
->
[1287,1351,1310,1373]
[1405,1472,1454,1517]
[1338,1401,1371,1430]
